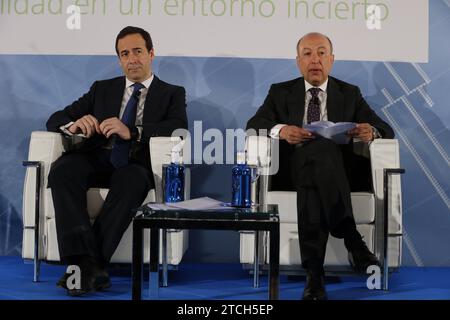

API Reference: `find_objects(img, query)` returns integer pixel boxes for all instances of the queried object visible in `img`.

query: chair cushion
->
[350,192,375,224]
[44,188,155,219]
[276,223,374,266]
[45,217,188,264]
[267,191,375,224]
[110,224,188,264]
[240,223,401,268]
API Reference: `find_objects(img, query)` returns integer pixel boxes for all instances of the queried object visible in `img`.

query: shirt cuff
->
[59,122,74,136]
[371,126,382,139]
[270,124,287,139]
[59,122,87,138]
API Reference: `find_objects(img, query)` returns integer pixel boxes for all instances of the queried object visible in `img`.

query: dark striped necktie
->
[306,87,321,124]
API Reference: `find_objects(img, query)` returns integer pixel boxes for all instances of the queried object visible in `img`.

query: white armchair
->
[240,136,404,290]
[22,131,190,285]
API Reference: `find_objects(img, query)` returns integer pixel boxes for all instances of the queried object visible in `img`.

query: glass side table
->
[131,204,280,300]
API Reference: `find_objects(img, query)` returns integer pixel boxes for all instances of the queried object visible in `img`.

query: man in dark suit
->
[247,32,394,300]
[46,26,187,296]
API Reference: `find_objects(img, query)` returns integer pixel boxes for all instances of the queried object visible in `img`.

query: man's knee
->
[111,164,153,191]
[48,154,88,186]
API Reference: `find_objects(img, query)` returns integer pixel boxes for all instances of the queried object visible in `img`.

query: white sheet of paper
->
[147,197,232,211]
[304,121,356,143]
[167,197,230,210]
[146,203,178,210]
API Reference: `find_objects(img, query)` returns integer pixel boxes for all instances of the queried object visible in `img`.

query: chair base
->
[241,263,399,277]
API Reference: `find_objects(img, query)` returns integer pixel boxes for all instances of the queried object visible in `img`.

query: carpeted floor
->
[1,256,449,300]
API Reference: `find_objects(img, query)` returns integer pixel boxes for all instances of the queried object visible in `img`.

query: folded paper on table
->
[147,197,232,211]
[304,121,356,144]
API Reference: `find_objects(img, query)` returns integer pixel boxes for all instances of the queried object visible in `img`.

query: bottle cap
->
[171,141,184,164]
[236,151,246,165]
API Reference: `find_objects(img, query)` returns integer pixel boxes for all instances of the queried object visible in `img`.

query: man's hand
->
[68,115,101,138]
[279,125,315,144]
[347,123,374,142]
[99,117,131,140]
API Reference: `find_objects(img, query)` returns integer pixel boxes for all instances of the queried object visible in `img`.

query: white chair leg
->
[382,168,405,290]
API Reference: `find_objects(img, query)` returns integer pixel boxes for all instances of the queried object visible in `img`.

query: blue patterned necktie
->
[306,87,321,124]
[110,83,144,168]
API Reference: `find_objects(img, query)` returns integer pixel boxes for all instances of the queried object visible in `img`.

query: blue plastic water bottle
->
[164,145,185,203]
[231,152,252,208]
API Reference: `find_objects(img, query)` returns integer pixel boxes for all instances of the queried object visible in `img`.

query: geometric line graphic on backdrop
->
[381,62,450,211]
[382,101,450,211]
[403,230,425,267]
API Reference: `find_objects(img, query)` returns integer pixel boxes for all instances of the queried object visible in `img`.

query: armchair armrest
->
[25,131,66,186]
[23,132,65,227]
[246,135,272,206]
[369,139,404,286]
[22,131,66,269]
[369,139,403,234]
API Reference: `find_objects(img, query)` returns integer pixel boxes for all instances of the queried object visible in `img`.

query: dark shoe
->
[348,242,380,273]
[92,269,111,291]
[66,256,111,297]
[57,272,70,289]
[302,271,327,300]
[58,269,110,291]
[67,269,111,297]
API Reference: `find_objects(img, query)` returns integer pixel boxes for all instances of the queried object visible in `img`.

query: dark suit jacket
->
[246,76,394,191]
[46,76,188,169]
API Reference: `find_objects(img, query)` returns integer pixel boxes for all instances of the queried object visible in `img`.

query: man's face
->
[296,34,334,86]
[117,33,154,83]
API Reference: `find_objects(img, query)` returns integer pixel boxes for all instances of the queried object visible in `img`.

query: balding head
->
[296,32,335,86]
[297,32,333,55]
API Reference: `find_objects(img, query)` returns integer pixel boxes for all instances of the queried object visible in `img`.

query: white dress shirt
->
[270,79,328,139]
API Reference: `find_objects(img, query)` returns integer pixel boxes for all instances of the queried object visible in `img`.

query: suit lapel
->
[143,76,162,122]
[286,78,305,127]
[326,77,344,122]
[106,77,126,119]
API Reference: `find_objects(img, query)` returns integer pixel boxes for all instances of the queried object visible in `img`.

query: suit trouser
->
[290,138,361,272]
[47,149,154,264]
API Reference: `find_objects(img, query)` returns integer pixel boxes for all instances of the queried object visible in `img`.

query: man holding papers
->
[247,32,394,300]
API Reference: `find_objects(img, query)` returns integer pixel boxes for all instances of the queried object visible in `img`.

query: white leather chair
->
[22,131,190,285]
[240,136,404,290]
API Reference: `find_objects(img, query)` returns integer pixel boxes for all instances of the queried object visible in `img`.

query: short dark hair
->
[115,26,153,56]
[297,32,333,54]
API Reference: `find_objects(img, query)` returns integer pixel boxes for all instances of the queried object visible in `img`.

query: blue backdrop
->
[0,1,449,266]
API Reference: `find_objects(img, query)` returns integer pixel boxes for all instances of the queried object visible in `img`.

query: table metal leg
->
[253,230,260,288]
[162,229,168,287]
[268,225,279,300]
[149,227,160,299]
[132,222,143,300]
